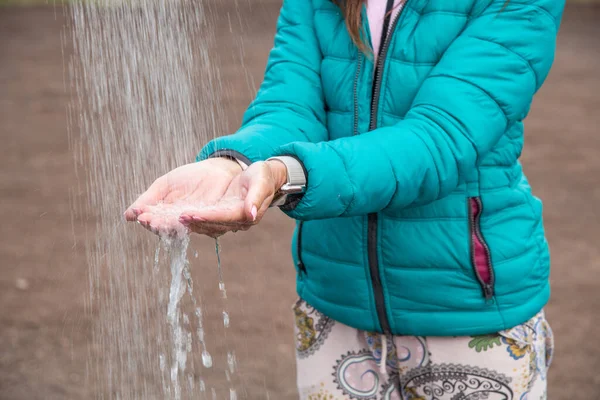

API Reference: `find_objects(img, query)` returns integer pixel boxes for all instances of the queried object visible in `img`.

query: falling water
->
[68,0,242,397]
[216,238,237,399]
[216,239,227,299]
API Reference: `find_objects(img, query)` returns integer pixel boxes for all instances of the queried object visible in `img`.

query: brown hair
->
[335,0,511,54]
[332,0,369,53]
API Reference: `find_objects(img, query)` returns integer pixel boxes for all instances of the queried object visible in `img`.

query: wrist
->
[266,160,288,189]
[207,149,251,174]
[265,156,307,208]
[212,156,243,174]
[265,160,287,190]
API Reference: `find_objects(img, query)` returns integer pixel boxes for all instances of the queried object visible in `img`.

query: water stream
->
[68,0,241,397]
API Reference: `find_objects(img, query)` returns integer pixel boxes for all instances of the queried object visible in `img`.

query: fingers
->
[135,208,253,239]
[185,220,250,238]
[244,165,276,222]
[244,187,274,222]
[178,199,248,226]
[124,177,168,221]
[178,200,254,237]
[136,212,188,238]
[175,162,275,229]
[124,207,143,222]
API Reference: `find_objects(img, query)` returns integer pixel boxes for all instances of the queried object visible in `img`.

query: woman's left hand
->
[178,160,288,237]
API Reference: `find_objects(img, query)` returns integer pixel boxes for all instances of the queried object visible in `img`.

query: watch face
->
[280,184,305,194]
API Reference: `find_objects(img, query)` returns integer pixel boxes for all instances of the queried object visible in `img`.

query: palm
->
[125,159,285,238]
[124,158,241,235]
[159,162,236,205]
[176,164,272,237]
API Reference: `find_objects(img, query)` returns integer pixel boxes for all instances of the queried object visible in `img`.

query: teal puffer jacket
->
[199,0,565,336]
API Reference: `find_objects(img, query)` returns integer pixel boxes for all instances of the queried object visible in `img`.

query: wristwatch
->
[267,156,307,207]
[216,153,306,208]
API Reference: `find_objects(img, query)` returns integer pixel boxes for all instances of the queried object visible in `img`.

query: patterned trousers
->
[294,299,554,400]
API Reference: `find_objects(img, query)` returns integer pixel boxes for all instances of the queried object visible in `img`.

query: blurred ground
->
[0,3,599,399]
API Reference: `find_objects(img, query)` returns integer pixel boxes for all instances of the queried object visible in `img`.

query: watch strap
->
[208,149,251,170]
[268,156,306,186]
[267,156,307,208]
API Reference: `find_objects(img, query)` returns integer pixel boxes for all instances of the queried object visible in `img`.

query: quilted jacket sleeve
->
[277,0,565,220]
[197,0,327,164]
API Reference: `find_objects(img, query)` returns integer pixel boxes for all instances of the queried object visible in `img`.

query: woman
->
[125,0,563,398]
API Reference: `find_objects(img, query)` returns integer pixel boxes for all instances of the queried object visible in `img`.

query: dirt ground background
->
[1,2,599,399]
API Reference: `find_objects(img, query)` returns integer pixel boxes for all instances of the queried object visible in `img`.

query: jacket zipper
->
[352,54,362,136]
[365,0,407,334]
[468,197,495,300]
[296,222,306,274]
[369,0,400,128]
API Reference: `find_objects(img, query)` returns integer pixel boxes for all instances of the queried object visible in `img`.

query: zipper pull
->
[483,284,495,301]
[297,261,306,275]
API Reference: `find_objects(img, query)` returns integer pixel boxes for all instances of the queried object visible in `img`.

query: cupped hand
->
[124,157,242,236]
[124,158,287,238]
[178,160,287,237]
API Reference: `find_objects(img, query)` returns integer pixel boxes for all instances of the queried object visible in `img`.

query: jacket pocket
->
[296,221,306,275]
[468,197,495,300]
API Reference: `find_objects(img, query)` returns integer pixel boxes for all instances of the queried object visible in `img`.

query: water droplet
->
[154,246,161,271]
[202,350,213,368]
[194,250,198,258]
[230,388,237,400]
[159,354,166,372]
[199,379,206,392]
[183,265,192,282]
[170,365,179,390]
[186,332,192,352]
[227,351,236,374]
[223,311,229,328]
[219,281,227,298]
[212,388,217,400]
[215,239,227,299]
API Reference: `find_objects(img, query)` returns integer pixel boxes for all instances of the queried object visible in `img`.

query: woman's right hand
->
[124,157,243,236]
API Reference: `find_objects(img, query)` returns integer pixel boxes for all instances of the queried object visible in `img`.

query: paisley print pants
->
[293,299,554,400]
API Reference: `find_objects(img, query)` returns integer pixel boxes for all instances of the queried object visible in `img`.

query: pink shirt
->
[367,0,405,62]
